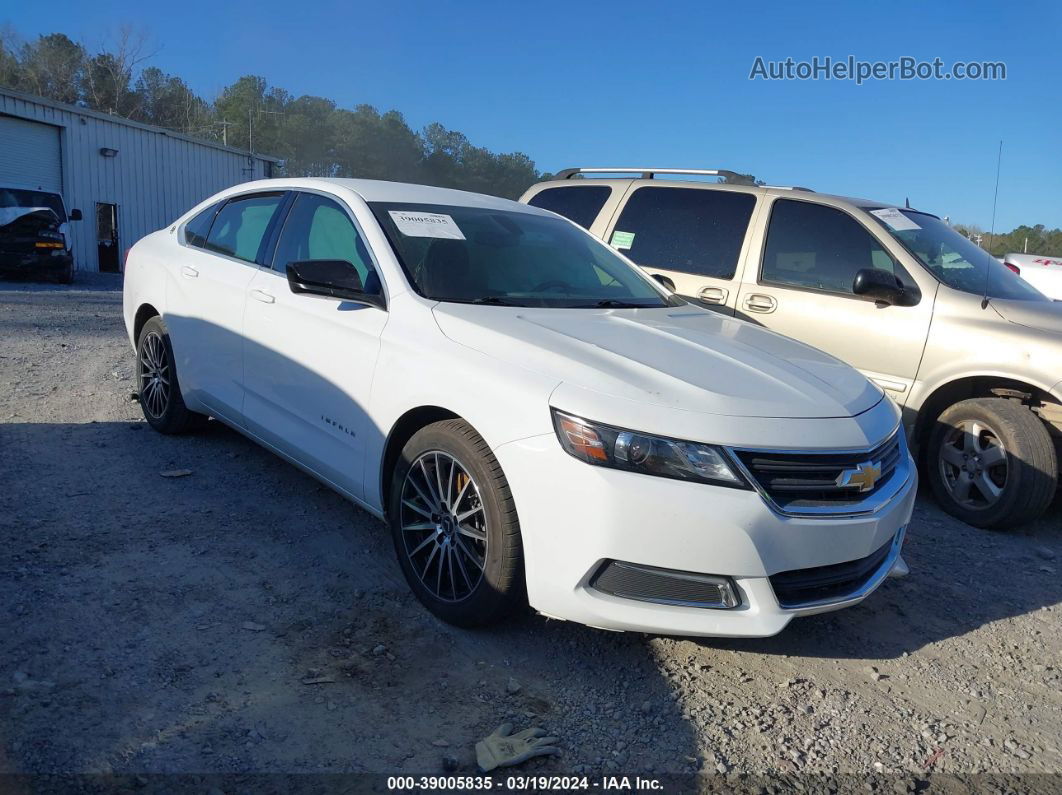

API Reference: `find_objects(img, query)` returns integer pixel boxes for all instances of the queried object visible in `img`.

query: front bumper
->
[494,434,916,637]
[0,249,73,279]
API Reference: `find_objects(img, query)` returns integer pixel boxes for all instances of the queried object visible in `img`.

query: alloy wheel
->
[139,331,171,419]
[938,420,1008,510]
[399,451,488,603]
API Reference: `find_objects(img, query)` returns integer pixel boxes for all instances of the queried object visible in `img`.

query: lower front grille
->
[591,560,739,609]
[769,534,899,608]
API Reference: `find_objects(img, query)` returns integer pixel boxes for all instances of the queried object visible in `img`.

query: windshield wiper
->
[469,296,517,305]
[578,299,657,308]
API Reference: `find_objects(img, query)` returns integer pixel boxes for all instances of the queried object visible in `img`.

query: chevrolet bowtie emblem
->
[836,461,882,492]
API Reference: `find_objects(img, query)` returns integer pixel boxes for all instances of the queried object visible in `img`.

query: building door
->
[96,203,119,272]
[0,116,62,192]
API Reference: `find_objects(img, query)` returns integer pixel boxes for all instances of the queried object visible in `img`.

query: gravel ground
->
[1,277,1061,788]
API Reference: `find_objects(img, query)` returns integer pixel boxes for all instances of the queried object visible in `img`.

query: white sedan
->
[123,178,915,636]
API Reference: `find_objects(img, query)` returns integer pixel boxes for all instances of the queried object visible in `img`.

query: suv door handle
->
[743,292,777,314]
[249,289,275,304]
[699,286,729,304]
[181,266,198,278]
[743,293,777,313]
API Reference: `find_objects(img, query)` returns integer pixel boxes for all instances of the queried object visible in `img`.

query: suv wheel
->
[927,398,1057,529]
[136,316,207,434]
[389,419,524,627]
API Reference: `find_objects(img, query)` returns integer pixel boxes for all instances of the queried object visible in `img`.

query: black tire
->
[135,315,207,434]
[54,261,74,284]
[927,398,1057,529]
[388,419,524,627]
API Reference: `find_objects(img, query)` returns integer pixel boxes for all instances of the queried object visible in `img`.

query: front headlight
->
[551,409,748,488]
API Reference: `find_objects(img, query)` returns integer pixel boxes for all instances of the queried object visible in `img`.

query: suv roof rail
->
[763,185,816,192]
[554,167,754,183]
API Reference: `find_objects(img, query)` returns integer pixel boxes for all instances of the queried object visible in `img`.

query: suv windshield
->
[370,202,675,308]
[0,188,66,223]
[867,208,1046,302]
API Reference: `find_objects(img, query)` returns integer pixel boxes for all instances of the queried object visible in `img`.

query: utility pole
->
[217,119,233,146]
[248,108,283,155]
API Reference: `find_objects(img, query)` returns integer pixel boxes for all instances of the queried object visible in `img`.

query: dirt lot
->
[1,278,1061,787]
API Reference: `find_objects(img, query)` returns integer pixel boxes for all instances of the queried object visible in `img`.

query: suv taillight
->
[1004,262,1021,275]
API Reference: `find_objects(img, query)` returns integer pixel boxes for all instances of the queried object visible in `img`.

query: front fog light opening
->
[591,560,741,610]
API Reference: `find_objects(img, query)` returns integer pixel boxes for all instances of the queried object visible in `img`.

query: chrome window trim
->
[724,426,911,519]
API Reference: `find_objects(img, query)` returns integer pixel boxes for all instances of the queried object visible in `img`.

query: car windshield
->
[866,208,1046,302]
[0,188,66,223]
[369,202,676,308]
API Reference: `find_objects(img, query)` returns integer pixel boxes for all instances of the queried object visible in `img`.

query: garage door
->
[0,115,62,192]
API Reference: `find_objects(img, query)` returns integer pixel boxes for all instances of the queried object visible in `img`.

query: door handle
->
[743,293,777,313]
[181,265,198,278]
[699,286,729,304]
[249,289,275,304]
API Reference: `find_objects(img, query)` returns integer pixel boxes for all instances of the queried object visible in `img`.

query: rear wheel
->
[136,315,207,434]
[927,398,1056,529]
[388,419,524,627]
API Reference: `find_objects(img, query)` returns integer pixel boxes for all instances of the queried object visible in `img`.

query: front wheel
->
[54,261,74,284]
[927,398,1057,529]
[389,419,524,627]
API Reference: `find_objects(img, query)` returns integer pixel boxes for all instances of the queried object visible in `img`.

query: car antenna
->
[982,139,1003,310]
[905,197,911,209]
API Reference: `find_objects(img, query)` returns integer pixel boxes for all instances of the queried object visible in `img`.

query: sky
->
[6,0,1062,230]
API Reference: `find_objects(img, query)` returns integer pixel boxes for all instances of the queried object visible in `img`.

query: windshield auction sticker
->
[869,208,921,231]
[388,210,466,240]
[610,230,635,249]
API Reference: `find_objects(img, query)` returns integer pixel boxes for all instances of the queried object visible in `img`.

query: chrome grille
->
[733,431,904,514]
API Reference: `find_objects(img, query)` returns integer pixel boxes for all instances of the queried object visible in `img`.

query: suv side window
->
[205,193,285,264]
[272,193,382,294]
[184,202,221,249]
[611,187,756,279]
[526,186,611,230]
[761,199,904,294]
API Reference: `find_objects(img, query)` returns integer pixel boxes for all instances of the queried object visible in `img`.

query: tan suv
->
[520,167,1062,529]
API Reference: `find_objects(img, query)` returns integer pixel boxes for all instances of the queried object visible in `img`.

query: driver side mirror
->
[852,268,907,306]
[286,260,384,308]
[651,273,676,292]
[69,209,83,221]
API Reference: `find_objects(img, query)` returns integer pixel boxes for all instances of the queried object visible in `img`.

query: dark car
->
[0,188,81,284]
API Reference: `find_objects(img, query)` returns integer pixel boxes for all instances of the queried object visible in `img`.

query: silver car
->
[521,168,1061,529]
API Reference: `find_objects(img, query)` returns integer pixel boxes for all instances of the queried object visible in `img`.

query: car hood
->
[432,304,883,419]
[0,207,59,231]
[991,298,1062,335]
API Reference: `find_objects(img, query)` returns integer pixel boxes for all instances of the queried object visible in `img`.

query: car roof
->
[221,177,552,215]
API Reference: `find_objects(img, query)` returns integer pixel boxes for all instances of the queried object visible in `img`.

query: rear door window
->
[526,186,612,230]
[205,193,285,264]
[610,187,756,279]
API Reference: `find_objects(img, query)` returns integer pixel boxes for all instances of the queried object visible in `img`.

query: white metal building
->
[0,87,278,273]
